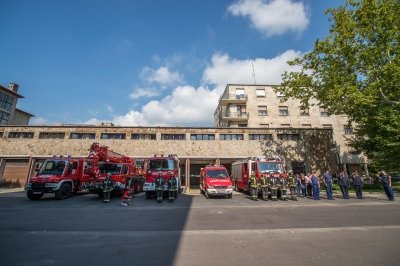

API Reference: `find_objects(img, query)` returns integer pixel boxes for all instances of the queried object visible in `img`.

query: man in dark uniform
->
[287,171,297,200]
[352,171,364,199]
[379,171,394,201]
[338,171,350,199]
[278,175,287,201]
[323,171,334,200]
[311,172,320,200]
[269,174,278,201]
[249,171,259,201]
[260,174,269,201]
[167,173,177,203]
[155,173,164,203]
[102,173,113,203]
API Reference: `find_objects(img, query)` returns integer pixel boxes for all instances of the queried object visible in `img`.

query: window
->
[8,132,34,138]
[323,124,332,128]
[0,92,15,111]
[300,109,310,116]
[0,110,10,124]
[279,106,289,116]
[39,132,65,139]
[260,124,269,128]
[258,106,268,116]
[238,124,247,128]
[190,134,215,140]
[302,124,311,128]
[100,133,126,139]
[281,124,291,128]
[277,134,300,141]
[249,134,272,140]
[236,89,245,99]
[70,133,96,139]
[161,134,186,140]
[320,108,329,117]
[344,125,353,135]
[219,134,244,140]
[256,89,265,97]
[131,133,156,140]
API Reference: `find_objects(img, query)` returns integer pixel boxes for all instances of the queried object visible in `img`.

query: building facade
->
[214,84,367,174]
[0,83,34,125]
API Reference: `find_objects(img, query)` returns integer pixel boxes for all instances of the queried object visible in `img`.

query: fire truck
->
[86,143,141,197]
[231,156,286,195]
[143,154,181,200]
[25,156,90,200]
[199,165,233,199]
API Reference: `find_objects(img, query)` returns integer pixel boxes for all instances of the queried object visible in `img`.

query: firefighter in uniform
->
[249,171,259,201]
[102,173,113,203]
[167,173,177,203]
[155,173,164,203]
[269,174,278,201]
[278,175,288,201]
[287,171,297,201]
[260,174,269,201]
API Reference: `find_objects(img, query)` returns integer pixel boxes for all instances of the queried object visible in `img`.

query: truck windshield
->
[149,159,175,171]
[207,169,228,178]
[38,160,67,175]
[258,162,283,173]
[99,163,122,174]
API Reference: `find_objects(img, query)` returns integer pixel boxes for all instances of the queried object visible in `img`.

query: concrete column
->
[363,163,369,178]
[185,158,191,192]
[0,158,5,182]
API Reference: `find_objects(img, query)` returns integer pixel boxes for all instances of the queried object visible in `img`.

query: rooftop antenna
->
[252,60,257,85]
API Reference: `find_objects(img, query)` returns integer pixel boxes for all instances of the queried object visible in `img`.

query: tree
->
[278,0,400,172]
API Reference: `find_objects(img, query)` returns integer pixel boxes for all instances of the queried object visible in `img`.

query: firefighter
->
[260,174,269,201]
[120,188,133,206]
[287,171,297,201]
[278,175,288,201]
[249,171,259,201]
[102,173,113,203]
[167,173,177,203]
[269,174,278,201]
[155,173,164,203]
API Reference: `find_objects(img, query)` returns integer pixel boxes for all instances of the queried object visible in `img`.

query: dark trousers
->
[354,185,363,199]
[326,183,333,199]
[342,186,349,199]
[383,185,394,201]
[312,184,320,200]
[301,186,306,197]
[307,184,312,197]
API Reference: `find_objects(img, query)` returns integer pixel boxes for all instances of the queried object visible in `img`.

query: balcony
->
[219,94,248,105]
[221,111,249,122]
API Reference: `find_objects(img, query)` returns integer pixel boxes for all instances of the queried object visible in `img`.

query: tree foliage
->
[278,0,400,172]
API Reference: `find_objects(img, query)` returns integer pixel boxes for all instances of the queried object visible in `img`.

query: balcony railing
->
[222,111,249,120]
[219,94,248,104]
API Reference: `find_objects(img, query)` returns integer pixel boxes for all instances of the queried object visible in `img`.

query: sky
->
[0,0,344,127]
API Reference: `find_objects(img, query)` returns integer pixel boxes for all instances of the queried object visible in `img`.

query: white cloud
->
[202,50,303,93]
[129,88,160,100]
[86,51,303,127]
[228,0,309,37]
[29,116,49,125]
[106,104,113,113]
[141,66,184,86]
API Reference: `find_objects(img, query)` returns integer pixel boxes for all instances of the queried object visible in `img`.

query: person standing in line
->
[379,171,395,201]
[102,173,113,203]
[295,173,302,197]
[339,171,350,199]
[300,173,307,198]
[305,173,312,198]
[352,171,364,199]
[311,172,320,200]
[323,170,334,200]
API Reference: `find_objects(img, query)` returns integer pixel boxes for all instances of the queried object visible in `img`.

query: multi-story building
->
[214,84,367,175]
[0,83,34,125]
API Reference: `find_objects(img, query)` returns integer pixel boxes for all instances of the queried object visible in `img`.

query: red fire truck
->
[199,165,233,199]
[143,154,181,200]
[86,143,141,197]
[25,156,90,200]
[231,156,286,194]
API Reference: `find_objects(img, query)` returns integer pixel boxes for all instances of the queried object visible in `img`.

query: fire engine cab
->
[231,156,285,193]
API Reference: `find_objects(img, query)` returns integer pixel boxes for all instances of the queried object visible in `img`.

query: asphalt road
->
[0,189,399,266]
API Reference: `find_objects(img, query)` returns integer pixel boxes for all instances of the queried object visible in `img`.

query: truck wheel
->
[145,192,151,199]
[55,183,72,200]
[134,185,139,194]
[27,191,43,200]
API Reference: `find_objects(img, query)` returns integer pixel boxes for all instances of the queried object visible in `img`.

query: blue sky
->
[0,0,343,126]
